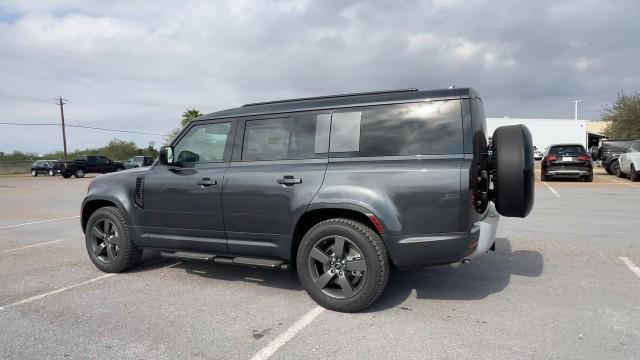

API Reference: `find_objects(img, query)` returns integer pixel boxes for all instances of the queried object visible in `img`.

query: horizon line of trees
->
[0,139,158,162]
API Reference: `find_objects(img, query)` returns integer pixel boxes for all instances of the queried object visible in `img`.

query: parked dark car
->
[54,155,124,178]
[30,160,56,176]
[591,138,639,175]
[80,88,534,312]
[123,156,155,169]
[541,144,592,182]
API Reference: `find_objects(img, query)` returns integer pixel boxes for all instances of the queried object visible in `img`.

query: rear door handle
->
[277,176,302,185]
[197,178,217,187]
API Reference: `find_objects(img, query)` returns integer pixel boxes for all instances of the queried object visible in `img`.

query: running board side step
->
[159,251,290,270]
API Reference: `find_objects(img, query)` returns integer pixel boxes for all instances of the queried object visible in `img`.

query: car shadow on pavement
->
[169,259,303,292]
[134,238,543,311]
[366,237,544,312]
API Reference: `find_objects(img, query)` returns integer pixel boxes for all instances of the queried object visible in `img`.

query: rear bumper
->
[384,204,499,267]
[544,166,592,177]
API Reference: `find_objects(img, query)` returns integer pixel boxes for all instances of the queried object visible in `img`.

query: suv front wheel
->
[85,206,142,273]
[296,218,389,312]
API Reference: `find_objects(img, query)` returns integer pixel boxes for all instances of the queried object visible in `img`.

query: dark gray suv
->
[81,88,534,312]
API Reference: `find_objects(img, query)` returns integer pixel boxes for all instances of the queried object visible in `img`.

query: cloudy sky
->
[1,0,638,154]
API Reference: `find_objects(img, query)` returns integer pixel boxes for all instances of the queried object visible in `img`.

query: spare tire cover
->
[492,125,534,217]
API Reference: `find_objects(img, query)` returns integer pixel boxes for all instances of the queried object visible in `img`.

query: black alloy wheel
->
[89,218,121,264]
[297,218,389,312]
[308,235,367,299]
[85,206,141,273]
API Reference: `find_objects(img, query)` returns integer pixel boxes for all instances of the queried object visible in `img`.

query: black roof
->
[200,87,478,120]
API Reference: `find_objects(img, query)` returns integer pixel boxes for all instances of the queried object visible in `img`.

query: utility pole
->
[55,97,69,160]
[570,99,584,121]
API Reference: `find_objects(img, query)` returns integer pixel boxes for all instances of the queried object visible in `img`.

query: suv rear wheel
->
[608,160,620,176]
[297,218,389,312]
[85,206,142,273]
[631,164,640,182]
[74,168,86,178]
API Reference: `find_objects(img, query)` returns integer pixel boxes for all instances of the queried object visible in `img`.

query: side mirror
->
[159,146,174,166]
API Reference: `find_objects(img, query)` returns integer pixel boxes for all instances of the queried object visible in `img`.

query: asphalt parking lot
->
[1,169,639,360]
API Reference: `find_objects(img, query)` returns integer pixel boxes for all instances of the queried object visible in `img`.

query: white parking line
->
[0,216,80,230]
[250,306,325,360]
[0,274,116,311]
[0,261,181,311]
[620,257,640,278]
[612,179,640,188]
[3,235,82,253]
[542,182,560,197]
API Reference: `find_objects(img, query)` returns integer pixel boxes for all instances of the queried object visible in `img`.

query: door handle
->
[197,178,217,187]
[277,176,302,185]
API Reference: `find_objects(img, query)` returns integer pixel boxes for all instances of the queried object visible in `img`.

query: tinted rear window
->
[242,114,330,161]
[329,100,463,157]
[548,145,586,155]
[603,141,634,152]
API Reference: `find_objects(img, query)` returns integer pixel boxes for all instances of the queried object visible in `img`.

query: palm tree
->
[181,109,203,127]
[164,109,204,145]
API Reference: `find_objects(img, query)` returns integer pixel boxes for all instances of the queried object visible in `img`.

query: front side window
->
[242,114,330,161]
[173,122,231,163]
[329,100,463,157]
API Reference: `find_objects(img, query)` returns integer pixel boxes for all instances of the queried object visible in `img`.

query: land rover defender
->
[81,88,534,312]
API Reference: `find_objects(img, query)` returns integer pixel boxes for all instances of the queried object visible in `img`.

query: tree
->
[603,92,640,138]
[181,109,203,127]
[164,108,203,145]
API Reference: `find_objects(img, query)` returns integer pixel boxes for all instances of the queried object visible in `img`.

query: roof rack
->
[241,88,419,107]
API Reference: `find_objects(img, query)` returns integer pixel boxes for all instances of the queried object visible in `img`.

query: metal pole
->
[570,99,583,121]
[57,97,68,160]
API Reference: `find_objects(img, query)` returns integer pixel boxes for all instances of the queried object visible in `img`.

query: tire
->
[608,160,620,176]
[491,125,535,218]
[85,206,142,273]
[296,218,389,313]
[616,164,625,178]
[62,173,72,179]
[631,164,640,182]
[116,166,124,172]
[74,168,86,178]
[31,170,37,177]
[541,171,549,182]
[48,170,54,176]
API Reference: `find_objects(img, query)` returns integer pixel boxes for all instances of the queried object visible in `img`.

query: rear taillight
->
[546,155,557,161]
[578,155,590,161]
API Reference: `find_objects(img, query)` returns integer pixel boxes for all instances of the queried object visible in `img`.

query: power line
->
[0,122,167,136]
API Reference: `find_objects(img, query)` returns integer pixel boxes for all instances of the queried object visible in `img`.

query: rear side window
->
[548,145,586,155]
[630,141,640,152]
[242,114,330,161]
[329,100,463,157]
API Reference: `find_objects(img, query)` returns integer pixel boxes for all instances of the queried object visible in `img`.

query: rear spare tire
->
[491,125,534,218]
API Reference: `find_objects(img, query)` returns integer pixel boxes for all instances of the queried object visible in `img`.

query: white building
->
[486,118,592,151]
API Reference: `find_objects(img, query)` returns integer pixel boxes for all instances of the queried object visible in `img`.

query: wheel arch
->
[291,204,385,264]
[81,198,126,233]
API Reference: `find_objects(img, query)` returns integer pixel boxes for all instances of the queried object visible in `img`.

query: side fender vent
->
[134,176,145,208]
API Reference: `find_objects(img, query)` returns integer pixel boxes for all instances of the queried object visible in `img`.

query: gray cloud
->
[1,0,638,153]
